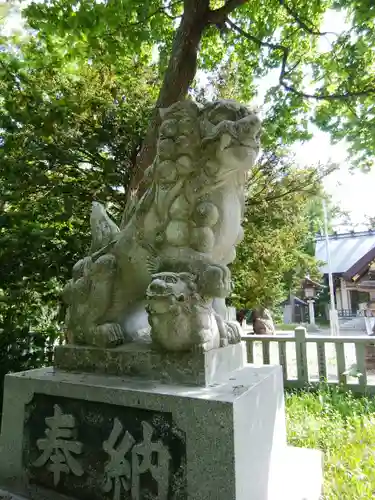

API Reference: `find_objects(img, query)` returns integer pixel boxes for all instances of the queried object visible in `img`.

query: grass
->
[274,322,329,331]
[275,319,329,332]
[275,323,300,331]
[286,386,375,499]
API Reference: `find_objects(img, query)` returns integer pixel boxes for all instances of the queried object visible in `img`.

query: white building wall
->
[340,278,350,311]
[336,290,342,311]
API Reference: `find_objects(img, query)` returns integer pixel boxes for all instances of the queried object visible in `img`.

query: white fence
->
[242,327,375,394]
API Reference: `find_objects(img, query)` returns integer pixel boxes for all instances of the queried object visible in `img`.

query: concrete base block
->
[54,342,246,386]
[0,363,322,500]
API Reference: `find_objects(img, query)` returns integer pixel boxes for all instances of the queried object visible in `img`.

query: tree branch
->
[280,74,375,101]
[226,18,287,53]
[129,0,183,25]
[127,0,254,196]
[128,0,211,196]
[279,0,336,37]
[208,0,248,25]
[226,18,375,101]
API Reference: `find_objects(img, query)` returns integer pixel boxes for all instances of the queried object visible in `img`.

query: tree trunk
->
[128,0,210,197]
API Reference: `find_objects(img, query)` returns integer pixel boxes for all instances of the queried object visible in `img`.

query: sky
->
[294,132,375,230]
[3,4,374,230]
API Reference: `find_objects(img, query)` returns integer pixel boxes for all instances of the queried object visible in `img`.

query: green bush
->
[0,326,57,417]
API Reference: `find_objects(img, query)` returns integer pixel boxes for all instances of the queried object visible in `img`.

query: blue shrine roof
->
[315,231,375,274]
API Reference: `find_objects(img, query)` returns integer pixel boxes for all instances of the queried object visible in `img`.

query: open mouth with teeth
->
[146,290,185,302]
[146,292,187,316]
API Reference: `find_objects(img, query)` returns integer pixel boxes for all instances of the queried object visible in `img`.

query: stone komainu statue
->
[252,307,276,335]
[62,99,261,352]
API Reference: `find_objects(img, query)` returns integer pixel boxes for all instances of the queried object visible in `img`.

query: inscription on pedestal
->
[23,395,186,500]
[32,404,84,486]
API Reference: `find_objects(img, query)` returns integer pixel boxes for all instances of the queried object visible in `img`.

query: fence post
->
[355,343,367,393]
[295,326,308,386]
[262,341,271,364]
[316,342,327,381]
[246,341,254,364]
[278,342,288,382]
[335,342,347,386]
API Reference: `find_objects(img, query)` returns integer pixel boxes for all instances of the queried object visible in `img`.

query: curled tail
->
[90,202,120,254]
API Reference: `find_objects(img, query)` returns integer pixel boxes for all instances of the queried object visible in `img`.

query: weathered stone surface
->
[61,100,260,351]
[54,342,246,386]
[0,364,322,500]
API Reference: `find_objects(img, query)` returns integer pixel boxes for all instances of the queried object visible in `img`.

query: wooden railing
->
[337,309,356,318]
[241,327,375,394]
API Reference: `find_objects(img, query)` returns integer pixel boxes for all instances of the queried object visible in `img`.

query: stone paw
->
[192,342,207,354]
[220,337,229,348]
[90,323,124,348]
[225,321,242,344]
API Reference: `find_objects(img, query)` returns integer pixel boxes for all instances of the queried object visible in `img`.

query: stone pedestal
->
[54,342,246,386]
[0,345,322,500]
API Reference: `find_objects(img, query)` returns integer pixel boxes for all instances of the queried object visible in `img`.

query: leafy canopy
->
[23,0,375,171]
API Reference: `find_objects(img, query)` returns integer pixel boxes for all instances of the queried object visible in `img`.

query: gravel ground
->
[245,328,375,386]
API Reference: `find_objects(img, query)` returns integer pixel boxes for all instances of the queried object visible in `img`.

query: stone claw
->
[225,321,242,344]
[90,323,124,348]
[220,337,229,348]
[192,343,206,354]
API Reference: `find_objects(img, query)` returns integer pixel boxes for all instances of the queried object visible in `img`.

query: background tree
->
[230,152,331,309]
[364,216,375,231]
[195,64,336,310]
[0,30,158,407]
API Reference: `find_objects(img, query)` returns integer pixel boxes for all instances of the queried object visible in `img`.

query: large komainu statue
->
[62,99,261,351]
